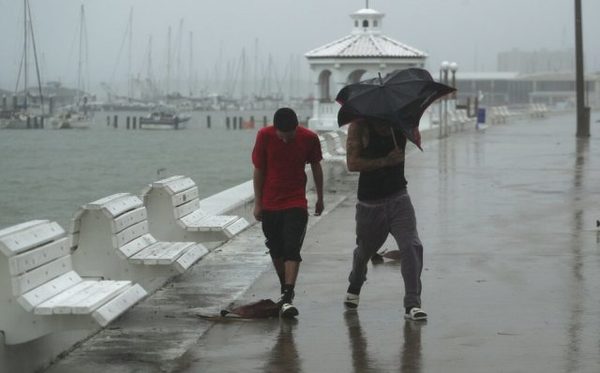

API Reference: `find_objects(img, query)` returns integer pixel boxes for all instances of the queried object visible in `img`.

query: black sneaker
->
[280,302,299,318]
[278,289,295,304]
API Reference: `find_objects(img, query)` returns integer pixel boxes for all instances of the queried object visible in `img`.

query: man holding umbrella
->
[338,68,455,321]
[252,107,324,318]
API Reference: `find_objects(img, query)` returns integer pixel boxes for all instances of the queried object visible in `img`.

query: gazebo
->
[305,6,428,131]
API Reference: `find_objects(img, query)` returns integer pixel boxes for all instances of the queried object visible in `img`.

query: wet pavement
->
[46,113,600,373]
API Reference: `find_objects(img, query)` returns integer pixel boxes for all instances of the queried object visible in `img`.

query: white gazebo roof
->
[305,8,427,59]
[305,34,427,59]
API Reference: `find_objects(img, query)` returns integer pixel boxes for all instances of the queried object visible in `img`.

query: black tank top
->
[357,125,408,201]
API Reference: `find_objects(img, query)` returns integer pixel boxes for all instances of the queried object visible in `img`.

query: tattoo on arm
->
[346,122,389,172]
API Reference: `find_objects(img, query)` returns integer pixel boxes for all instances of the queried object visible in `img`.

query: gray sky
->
[1,0,599,95]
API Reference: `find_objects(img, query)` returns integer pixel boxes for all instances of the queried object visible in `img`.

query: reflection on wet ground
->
[264,319,301,373]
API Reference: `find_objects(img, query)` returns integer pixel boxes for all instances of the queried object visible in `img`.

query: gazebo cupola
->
[350,8,384,35]
[305,4,428,131]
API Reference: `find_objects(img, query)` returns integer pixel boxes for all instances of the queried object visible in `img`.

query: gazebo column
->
[333,66,348,98]
[311,70,321,120]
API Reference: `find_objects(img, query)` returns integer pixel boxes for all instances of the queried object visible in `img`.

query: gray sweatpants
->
[348,189,423,309]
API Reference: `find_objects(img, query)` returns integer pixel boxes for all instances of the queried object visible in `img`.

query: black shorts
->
[261,208,308,262]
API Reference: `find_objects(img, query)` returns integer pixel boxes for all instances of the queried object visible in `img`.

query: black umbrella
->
[336,68,456,149]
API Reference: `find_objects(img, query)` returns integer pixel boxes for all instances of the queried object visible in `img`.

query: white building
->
[456,71,600,108]
[304,7,427,131]
[497,48,575,74]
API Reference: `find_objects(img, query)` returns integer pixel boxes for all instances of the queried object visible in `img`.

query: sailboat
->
[52,4,91,129]
[1,0,45,129]
[139,105,190,130]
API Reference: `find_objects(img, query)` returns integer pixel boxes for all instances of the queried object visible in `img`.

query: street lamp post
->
[450,62,458,99]
[574,0,589,137]
[448,62,458,136]
[439,61,449,139]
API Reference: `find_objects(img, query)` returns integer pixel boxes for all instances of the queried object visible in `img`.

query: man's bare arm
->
[252,168,265,221]
[345,121,404,172]
[310,162,324,216]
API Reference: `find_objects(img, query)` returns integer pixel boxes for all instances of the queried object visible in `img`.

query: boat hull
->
[139,116,189,130]
[52,118,91,129]
[139,121,186,130]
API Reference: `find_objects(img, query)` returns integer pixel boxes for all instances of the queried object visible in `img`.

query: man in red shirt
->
[252,107,324,318]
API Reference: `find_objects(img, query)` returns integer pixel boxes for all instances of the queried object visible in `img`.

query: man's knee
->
[283,247,302,262]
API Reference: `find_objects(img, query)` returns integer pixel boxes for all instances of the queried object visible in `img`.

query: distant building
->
[497,48,575,74]
[451,48,600,109]
[456,71,600,108]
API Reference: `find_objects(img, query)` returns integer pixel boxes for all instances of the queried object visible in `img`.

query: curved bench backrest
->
[142,175,202,220]
[0,220,74,306]
[0,219,148,345]
[142,175,250,244]
[71,193,153,257]
[71,192,206,291]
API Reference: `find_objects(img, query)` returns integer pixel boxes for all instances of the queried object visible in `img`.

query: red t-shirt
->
[252,126,322,211]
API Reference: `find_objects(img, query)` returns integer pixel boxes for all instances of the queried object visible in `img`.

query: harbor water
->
[0,109,309,230]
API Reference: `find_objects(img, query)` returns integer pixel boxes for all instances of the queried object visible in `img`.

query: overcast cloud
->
[0,0,598,95]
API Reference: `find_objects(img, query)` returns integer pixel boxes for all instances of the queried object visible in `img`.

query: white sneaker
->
[280,303,299,318]
[344,293,360,309]
[404,307,427,321]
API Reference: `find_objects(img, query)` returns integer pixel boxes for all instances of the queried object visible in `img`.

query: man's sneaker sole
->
[344,293,360,309]
[280,303,298,318]
[404,307,427,321]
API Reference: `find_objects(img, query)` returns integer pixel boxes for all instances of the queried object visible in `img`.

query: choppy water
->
[0,110,289,230]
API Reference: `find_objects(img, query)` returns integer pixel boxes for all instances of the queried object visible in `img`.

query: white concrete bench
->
[71,193,208,292]
[447,110,463,131]
[489,106,507,124]
[499,106,513,121]
[0,220,147,345]
[141,176,250,244]
[318,134,348,191]
[319,135,346,165]
[324,131,347,156]
[200,180,255,223]
[529,103,547,118]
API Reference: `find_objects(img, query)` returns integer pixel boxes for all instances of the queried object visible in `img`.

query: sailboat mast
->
[241,48,246,101]
[189,31,193,96]
[127,8,133,98]
[77,4,84,104]
[175,19,183,94]
[253,38,258,99]
[166,26,171,96]
[23,0,28,110]
[146,36,153,82]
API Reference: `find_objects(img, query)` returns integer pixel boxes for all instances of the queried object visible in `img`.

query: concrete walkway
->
[46,113,600,373]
